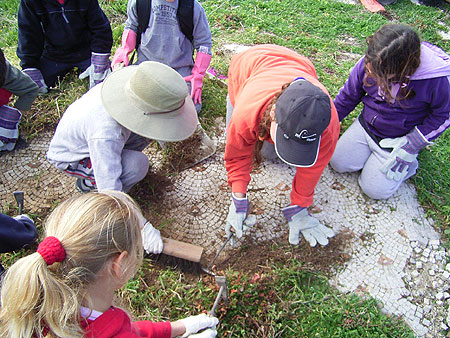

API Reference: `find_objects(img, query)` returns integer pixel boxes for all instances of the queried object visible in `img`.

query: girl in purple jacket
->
[330,24,450,199]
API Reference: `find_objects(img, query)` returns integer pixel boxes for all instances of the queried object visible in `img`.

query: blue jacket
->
[334,42,450,141]
[17,0,113,69]
[0,213,37,253]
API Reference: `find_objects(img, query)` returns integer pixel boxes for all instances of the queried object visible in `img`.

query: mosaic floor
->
[1,127,448,338]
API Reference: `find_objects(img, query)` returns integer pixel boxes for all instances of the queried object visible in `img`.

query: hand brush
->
[146,237,205,274]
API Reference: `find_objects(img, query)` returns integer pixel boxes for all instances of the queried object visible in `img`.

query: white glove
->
[141,221,163,254]
[225,193,256,242]
[180,313,219,337]
[13,214,34,224]
[286,208,334,247]
[187,328,217,338]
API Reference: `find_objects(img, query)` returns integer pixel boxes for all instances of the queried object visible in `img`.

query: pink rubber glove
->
[184,52,212,105]
[111,29,137,69]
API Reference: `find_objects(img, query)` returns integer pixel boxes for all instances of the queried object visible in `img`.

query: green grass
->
[1,0,450,336]
[122,258,414,337]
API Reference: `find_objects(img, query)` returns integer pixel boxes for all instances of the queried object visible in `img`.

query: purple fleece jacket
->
[334,42,450,141]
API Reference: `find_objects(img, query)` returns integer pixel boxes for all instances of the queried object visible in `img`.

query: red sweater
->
[81,307,171,338]
[225,44,340,207]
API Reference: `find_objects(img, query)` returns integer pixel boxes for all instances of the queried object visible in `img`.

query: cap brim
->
[274,125,321,167]
[101,66,198,141]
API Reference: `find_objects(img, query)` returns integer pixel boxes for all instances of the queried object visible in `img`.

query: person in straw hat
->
[47,61,198,254]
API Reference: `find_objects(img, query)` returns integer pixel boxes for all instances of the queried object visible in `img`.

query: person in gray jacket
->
[111,0,212,107]
[46,61,198,193]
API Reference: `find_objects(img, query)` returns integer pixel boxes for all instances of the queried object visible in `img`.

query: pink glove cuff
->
[192,52,212,76]
[112,29,137,67]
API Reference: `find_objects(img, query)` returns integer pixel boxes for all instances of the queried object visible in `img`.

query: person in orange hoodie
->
[224,44,340,247]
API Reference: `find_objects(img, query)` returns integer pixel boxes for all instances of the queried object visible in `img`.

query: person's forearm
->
[170,320,186,337]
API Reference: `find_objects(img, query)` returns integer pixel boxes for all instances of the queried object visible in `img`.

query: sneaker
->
[76,178,96,193]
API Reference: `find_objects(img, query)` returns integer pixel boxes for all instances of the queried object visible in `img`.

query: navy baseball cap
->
[274,79,331,167]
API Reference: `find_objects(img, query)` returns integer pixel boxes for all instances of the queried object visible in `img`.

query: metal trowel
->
[13,191,24,215]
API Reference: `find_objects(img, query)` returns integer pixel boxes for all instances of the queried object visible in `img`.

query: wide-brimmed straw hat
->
[274,78,331,167]
[101,61,198,141]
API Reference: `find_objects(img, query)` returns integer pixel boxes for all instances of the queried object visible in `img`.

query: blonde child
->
[0,191,218,338]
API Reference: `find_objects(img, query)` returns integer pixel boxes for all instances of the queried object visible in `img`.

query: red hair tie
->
[37,236,66,265]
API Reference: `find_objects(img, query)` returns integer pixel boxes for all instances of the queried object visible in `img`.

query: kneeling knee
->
[359,181,395,200]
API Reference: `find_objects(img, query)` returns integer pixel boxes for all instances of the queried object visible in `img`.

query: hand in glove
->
[379,127,430,182]
[23,68,48,94]
[79,53,111,88]
[180,313,219,337]
[13,214,34,225]
[282,205,334,247]
[111,29,137,69]
[135,209,163,254]
[380,127,431,181]
[225,193,257,242]
[187,328,217,338]
[184,52,211,105]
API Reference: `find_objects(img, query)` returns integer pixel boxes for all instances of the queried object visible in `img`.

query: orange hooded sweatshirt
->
[225,44,339,207]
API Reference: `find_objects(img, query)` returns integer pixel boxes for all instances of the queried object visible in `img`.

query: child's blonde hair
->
[0,191,144,338]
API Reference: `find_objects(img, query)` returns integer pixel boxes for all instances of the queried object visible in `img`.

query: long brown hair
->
[254,82,290,165]
[364,24,421,103]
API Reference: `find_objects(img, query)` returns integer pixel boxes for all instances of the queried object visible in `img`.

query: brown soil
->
[162,131,205,172]
[128,169,174,216]
[147,230,353,284]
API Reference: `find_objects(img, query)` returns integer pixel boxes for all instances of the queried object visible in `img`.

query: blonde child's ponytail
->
[0,191,144,338]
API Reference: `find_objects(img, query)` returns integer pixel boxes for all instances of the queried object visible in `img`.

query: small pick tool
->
[208,275,229,317]
[13,191,24,215]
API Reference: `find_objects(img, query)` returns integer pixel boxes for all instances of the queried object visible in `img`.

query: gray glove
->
[225,193,256,244]
[180,313,219,337]
[283,205,334,247]
[79,52,111,88]
[379,127,430,182]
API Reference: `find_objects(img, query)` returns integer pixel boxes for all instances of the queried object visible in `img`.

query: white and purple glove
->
[79,53,111,88]
[180,313,219,338]
[379,127,430,182]
[184,52,212,105]
[0,105,21,151]
[23,68,48,94]
[111,29,137,70]
[282,205,334,247]
[225,193,257,243]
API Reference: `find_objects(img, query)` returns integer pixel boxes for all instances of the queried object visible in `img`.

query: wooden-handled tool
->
[161,237,204,264]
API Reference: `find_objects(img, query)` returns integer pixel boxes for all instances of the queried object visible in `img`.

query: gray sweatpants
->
[55,132,151,193]
[329,118,418,199]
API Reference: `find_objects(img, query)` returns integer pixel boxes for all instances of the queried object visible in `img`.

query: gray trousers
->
[226,95,277,160]
[329,118,418,199]
[56,133,151,193]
